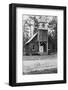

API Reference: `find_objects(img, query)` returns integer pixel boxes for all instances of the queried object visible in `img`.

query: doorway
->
[40,42,47,52]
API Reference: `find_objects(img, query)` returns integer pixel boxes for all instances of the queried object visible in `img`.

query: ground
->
[23,54,57,75]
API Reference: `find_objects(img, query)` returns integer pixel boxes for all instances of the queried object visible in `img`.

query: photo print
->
[23,14,57,75]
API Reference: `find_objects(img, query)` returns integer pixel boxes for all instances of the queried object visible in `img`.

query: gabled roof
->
[25,32,38,45]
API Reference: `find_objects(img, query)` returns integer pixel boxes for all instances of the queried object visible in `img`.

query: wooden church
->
[23,19,49,56]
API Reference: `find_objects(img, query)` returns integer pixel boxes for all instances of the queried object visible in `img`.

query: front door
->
[40,42,47,52]
[39,46,43,53]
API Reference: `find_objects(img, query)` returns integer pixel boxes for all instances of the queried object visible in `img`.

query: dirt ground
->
[23,54,57,75]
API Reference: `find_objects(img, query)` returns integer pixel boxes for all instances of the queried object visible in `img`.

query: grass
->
[23,54,57,75]
[23,68,57,75]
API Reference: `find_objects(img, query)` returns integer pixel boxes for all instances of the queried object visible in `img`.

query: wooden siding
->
[38,30,48,41]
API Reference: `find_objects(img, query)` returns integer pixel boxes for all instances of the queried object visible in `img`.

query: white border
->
[16,7,64,83]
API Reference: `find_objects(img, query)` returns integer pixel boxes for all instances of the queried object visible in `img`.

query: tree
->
[48,16,57,53]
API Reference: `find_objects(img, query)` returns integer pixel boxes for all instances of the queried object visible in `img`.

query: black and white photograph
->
[9,3,66,86]
[23,15,57,75]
